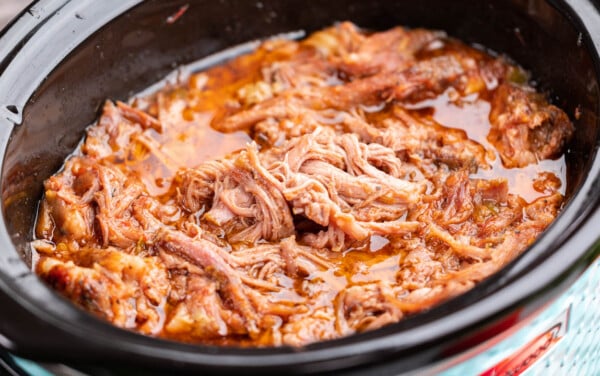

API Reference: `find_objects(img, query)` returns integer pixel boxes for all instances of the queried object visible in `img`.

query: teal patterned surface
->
[439,257,600,376]
[529,259,600,376]
[11,357,53,376]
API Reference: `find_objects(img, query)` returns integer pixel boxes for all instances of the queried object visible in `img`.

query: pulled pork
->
[33,22,573,347]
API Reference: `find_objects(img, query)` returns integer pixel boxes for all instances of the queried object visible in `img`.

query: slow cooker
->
[0,0,599,374]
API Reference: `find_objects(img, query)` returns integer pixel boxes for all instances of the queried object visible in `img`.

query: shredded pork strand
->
[33,22,573,347]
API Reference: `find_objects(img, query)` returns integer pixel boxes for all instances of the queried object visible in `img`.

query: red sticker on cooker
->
[480,306,570,376]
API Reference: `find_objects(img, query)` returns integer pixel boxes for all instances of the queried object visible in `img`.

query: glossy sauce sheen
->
[138,50,563,309]
[135,46,565,203]
[408,90,566,202]
[34,24,571,347]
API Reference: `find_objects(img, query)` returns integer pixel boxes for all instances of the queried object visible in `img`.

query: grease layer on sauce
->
[136,40,566,203]
[33,23,570,347]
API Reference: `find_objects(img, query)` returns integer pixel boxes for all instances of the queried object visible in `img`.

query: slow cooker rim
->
[0,0,599,372]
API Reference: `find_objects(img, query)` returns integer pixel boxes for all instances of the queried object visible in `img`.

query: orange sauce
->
[408,89,566,202]
[119,42,566,312]
[35,28,570,347]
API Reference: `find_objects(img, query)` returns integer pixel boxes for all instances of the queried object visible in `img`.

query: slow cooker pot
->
[0,0,599,374]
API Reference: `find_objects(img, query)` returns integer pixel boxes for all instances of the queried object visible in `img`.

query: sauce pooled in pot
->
[33,22,573,347]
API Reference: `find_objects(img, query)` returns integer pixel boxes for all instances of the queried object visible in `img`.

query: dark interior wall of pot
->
[2,0,599,264]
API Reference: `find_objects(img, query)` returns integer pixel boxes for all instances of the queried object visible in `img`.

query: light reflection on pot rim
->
[0,0,599,374]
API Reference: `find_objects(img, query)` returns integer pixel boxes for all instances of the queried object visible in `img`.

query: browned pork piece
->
[33,22,573,347]
[489,83,574,167]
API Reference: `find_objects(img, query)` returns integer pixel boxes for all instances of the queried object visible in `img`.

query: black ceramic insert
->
[0,0,599,374]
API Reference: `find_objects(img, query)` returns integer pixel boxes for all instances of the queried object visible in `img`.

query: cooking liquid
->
[35,33,567,346]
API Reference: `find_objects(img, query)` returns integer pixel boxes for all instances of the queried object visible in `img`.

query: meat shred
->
[33,22,573,347]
